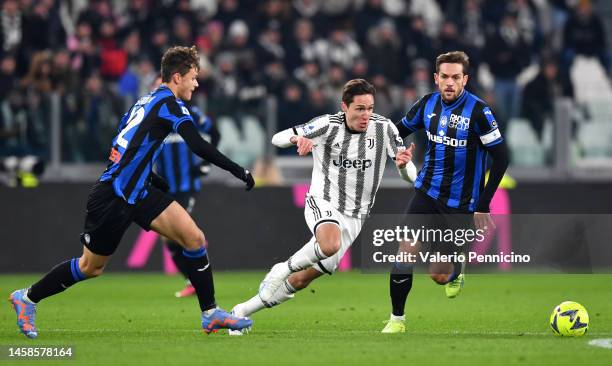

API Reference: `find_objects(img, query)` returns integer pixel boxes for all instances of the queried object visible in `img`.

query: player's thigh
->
[81,181,134,257]
[150,201,204,250]
[305,195,342,252]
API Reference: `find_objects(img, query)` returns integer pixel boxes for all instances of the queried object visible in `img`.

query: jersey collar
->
[441,89,467,109]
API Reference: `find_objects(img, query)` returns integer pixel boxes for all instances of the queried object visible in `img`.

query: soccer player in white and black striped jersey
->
[229,79,418,334]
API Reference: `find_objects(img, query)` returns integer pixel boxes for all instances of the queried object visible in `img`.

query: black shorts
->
[80,181,174,256]
[403,189,475,255]
[171,191,197,214]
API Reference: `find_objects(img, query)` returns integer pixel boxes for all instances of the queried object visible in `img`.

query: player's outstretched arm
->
[271,128,296,148]
[271,129,313,156]
[177,122,254,190]
[395,143,417,183]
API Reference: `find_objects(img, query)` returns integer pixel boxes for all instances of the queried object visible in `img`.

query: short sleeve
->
[386,122,405,159]
[473,105,503,147]
[159,99,194,132]
[292,115,330,142]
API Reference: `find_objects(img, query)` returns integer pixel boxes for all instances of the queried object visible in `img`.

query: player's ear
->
[463,74,469,86]
[433,73,439,85]
[171,72,181,85]
[341,102,348,112]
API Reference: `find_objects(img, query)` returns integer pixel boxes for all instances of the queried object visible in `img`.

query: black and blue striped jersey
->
[155,105,217,194]
[100,85,193,204]
[398,90,503,212]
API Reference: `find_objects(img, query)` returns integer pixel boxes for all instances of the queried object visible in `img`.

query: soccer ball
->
[549,301,589,336]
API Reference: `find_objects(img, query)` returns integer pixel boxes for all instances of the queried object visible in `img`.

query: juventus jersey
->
[293,112,404,218]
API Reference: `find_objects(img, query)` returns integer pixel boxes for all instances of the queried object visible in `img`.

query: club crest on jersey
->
[332,154,372,171]
[301,124,316,134]
[439,115,448,128]
[367,137,375,149]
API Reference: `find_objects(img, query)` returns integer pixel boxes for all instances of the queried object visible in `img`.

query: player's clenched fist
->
[291,136,314,156]
[395,142,415,169]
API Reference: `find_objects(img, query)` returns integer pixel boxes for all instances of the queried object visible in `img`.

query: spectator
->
[0,0,22,54]
[354,0,387,45]
[293,60,323,92]
[171,16,195,46]
[562,0,609,76]
[312,28,362,71]
[255,23,285,66]
[67,20,99,79]
[276,81,310,155]
[521,56,573,141]
[284,18,316,72]
[401,16,435,69]
[485,11,532,127]
[365,18,402,82]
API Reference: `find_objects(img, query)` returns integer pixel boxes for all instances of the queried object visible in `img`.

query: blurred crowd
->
[0,0,609,162]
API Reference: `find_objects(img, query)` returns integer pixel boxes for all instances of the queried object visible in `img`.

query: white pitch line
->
[588,338,612,349]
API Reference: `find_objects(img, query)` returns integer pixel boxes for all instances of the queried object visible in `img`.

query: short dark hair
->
[435,51,469,74]
[160,45,200,82]
[342,79,376,106]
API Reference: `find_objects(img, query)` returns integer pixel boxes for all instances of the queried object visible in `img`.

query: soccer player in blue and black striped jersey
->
[9,46,254,338]
[155,97,221,298]
[382,51,510,333]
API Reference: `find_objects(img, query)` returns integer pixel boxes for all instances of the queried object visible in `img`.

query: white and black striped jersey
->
[293,111,404,218]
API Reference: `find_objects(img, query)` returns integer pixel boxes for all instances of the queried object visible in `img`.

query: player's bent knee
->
[183,229,205,250]
[319,239,341,257]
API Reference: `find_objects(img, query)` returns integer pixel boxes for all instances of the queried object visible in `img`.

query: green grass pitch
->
[1,272,611,365]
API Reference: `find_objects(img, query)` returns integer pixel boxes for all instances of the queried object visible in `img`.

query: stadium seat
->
[571,56,612,104]
[217,115,266,167]
[585,99,612,122]
[506,118,546,166]
[576,120,612,158]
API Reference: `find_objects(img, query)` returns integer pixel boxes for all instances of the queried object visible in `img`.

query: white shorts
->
[304,194,363,274]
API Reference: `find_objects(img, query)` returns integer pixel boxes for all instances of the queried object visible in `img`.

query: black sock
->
[27,258,88,303]
[167,242,191,280]
[390,264,413,317]
[182,247,216,312]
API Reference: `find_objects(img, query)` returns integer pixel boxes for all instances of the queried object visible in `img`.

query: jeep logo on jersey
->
[332,155,373,171]
[449,114,470,130]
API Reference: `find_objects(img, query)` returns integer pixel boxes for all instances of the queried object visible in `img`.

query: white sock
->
[236,295,266,317]
[287,240,327,272]
[237,280,297,317]
[390,313,405,321]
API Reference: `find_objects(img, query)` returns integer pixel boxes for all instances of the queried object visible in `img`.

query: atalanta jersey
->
[155,105,215,194]
[399,90,503,212]
[100,85,193,204]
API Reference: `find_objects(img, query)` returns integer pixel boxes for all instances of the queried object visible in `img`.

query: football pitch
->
[1,272,611,365]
